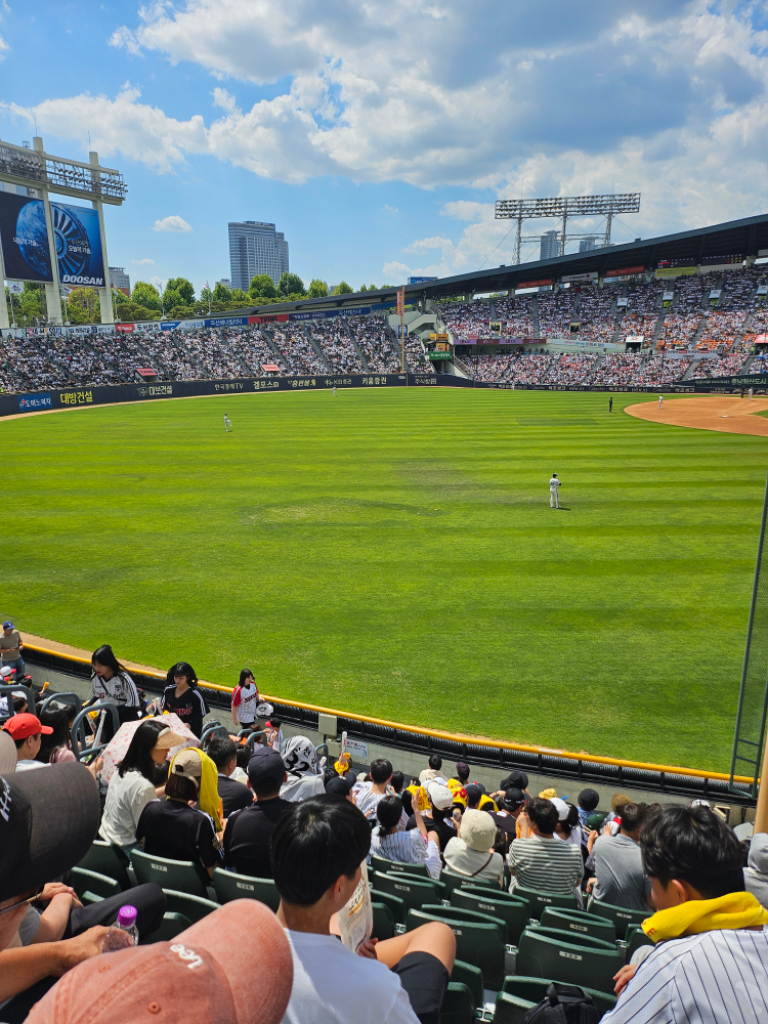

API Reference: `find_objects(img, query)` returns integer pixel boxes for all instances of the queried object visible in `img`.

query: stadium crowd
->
[1,651,767,1024]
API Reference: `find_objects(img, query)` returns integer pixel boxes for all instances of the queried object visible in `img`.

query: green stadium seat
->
[451,889,530,946]
[131,850,209,900]
[439,982,475,1024]
[493,991,537,1024]
[141,911,193,943]
[540,907,616,944]
[502,977,617,1020]
[373,871,445,914]
[370,854,431,879]
[162,889,220,924]
[588,898,649,941]
[450,959,484,1011]
[212,869,280,911]
[439,868,501,898]
[369,887,407,926]
[514,886,579,918]
[516,928,623,994]
[371,902,395,942]
[406,907,506,989]
[462,883,530,915]
[526,926,618,952]
[70,867,122,902]
[413,903,509,945]
[78,841,132,891]
[626,924,654,960]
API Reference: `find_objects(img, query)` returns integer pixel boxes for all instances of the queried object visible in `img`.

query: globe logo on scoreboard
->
[14,200,52,279]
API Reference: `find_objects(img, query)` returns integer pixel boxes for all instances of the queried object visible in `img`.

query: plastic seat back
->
[416,903,508,945]
[541,907,616,944]
[143,912,192,943]
[503,976,617,1019]
[212,868,280,911]
[371,854,430,879]
[162,889,220,923]
[407,908,506,989]
[451,889,530,946]
[131,850,209,900]
[373,871,443,913]
[493,991,537,1024]
[451,959,484,1010]
[514,886,578,919]
[440,982,475,1024]
[588,899,649,940]
[369,887,407,925]
[371,902,395,942]
[78,841,131,891]
[626,924,654,960]
[527,925,617,951]
[70,867,122,901]
[516,928,622,994]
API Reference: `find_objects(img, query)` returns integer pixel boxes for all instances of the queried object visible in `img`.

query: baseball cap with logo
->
[426,780,454,811]
[0,762,100,901]
[247,746,287,789]
[26,900,293,1024]
[2,713,53,741]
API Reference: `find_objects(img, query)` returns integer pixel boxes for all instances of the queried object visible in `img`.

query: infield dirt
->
[626,395,768,436]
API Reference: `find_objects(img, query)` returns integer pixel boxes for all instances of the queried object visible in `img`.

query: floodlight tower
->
[494,193,641,265]
[0,136,127,327]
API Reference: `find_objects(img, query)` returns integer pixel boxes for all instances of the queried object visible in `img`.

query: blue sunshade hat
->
[3,621,13,629]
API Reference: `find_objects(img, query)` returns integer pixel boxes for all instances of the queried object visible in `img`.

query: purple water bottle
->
[102,905,139,952]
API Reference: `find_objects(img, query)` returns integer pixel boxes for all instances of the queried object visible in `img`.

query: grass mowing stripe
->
[2,388,765,771]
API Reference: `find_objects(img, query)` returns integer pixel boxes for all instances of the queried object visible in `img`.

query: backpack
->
[521,983,600,1024]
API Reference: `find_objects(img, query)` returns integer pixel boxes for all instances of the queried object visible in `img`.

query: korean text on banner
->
[396,288,405,316]
[0,191,54,283]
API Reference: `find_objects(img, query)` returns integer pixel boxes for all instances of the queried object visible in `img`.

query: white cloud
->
[211,87,239,114]
[132,257,156,265]
[383,204,399,215]
[153,215,192,232]
[382,260,411,281]
[404,236,453,254]
[109,25,142,57]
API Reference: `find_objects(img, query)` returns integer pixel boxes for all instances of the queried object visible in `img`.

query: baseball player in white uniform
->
[658,395,663,409]
[550,473,561,509]
[224,413,232,432]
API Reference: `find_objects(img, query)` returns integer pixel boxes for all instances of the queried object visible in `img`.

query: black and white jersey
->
[161,685,207,738]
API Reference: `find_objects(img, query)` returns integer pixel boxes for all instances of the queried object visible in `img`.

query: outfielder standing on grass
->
[224,412,232,432]
[550,473,561,509]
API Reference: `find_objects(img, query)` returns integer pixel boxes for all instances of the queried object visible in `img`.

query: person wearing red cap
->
[2,714,54,772]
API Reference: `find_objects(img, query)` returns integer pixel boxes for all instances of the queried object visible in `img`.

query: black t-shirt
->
[137,799,222,871]
[218,774,253,818]
[161,685,207,738]
[223,797,293,879]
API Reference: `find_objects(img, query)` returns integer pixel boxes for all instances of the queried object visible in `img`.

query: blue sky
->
[2,1,768,295]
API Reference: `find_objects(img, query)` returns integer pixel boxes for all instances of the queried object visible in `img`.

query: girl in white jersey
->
[231,669,260,730]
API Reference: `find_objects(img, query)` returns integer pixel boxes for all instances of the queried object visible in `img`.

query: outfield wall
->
[2,370,768,418]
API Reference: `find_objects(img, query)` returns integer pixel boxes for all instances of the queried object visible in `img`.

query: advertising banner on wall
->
[50,202,105,288]
[0,192,54,283]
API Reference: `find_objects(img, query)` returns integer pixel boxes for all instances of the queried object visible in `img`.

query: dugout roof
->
[240,211,768,316]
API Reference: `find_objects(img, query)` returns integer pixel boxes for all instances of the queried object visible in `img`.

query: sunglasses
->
[0,886,44,917]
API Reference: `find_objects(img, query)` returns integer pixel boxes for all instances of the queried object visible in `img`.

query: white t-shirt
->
[99,769,157,847]
[281,930,419,1024]
[280,774,326,803]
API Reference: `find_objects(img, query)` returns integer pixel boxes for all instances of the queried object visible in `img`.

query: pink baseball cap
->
[27,900,293,1024]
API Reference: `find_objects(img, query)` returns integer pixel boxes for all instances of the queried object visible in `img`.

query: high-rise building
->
[579,237,598,253]
[540,230,561,261]
[228,221,289,291]
[109,267,130,295]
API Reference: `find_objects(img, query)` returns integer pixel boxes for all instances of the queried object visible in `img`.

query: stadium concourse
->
[2,654,768,1024]
[2,265,768,393]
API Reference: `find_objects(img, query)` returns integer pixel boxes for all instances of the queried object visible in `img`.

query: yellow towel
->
[643,891,768,942]
[169,747,223,832]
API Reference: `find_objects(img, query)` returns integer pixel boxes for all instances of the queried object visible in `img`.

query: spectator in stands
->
[280,735,325,802]
[0,763,165,1017]
[207,735,253,817]
[744,827,768,910]
[508,797,584,903]
[605,805,768,1024]
[586,802,650,911]
[99,720,182,851]
[370,796,442,878]
[451,762,470,786]
[325,774,356,801]
[136,748,223,878]
[2,713,54,771]
[35,709,76,764]
[419,754,444,785]
[553,799,583,849]
[443,809,504,887]
[223,746,292,879]
[161,660,207,738]
[264,718,283,751]
[577,787,600,831]
[405,781,457,852]
[493,769,531,803]
[390,769,406,796]
[273,797,455,1024]
[465,783,498,814]
[1,620,28,682]
[90,644,141,726]
[492,787,527,836]
[24,900,294,1024]
[605,793,633,836]
[353,758,393,821]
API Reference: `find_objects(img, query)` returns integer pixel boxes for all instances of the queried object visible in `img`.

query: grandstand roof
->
[242,212,768,316]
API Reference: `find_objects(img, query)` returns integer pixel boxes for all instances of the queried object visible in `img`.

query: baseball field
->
[3,387,766,772]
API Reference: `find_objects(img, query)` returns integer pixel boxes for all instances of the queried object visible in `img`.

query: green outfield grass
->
[3,387,766,772]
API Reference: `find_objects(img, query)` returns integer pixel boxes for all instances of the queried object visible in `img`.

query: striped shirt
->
[508,835,584,895]
[602,926,768,1024]
[370,830,442,880]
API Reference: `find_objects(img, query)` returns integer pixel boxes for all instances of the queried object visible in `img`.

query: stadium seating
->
[212,867,281,910]
[371,854,431,879]
[70,866,122,902]
[587,898,648,940]
[130,850,210,900]
[162,889,221,923]
[450,889,530,945]
[78,840,132,891]
[373,871,446,912]
[516,927,622,993]
[406,907,507,989]
[501,977,617,1020]
[539,907,616,944]
[513,886,579,918]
